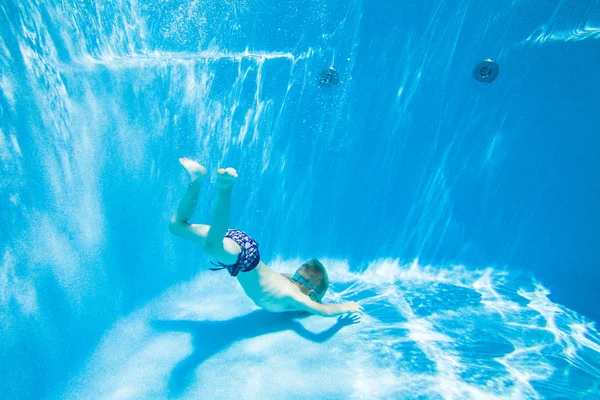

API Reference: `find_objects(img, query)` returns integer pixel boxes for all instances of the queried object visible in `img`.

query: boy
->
[169,158,363,317]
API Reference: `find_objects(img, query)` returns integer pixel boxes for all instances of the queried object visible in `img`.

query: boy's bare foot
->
[217,167,238,191]
[179,158,207,182]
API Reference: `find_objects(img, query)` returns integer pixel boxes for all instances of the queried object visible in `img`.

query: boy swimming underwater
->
[169,158,363,317]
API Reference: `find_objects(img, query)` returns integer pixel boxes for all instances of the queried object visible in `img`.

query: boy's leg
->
[169,158,210,244]
[204,168,241,262]
[174,158,207,222]
[169,160,240,264]
[204,168,237,247]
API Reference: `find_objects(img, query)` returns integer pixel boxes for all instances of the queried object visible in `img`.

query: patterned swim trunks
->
[210,229,260,277]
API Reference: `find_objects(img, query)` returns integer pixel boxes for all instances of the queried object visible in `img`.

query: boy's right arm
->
[288,291,363,318]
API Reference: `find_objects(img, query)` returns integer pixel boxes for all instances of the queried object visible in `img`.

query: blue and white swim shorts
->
[210,229,260,277]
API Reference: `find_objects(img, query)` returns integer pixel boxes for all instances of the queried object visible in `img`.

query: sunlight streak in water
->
[68,49,314,70]
[524,25,600,45]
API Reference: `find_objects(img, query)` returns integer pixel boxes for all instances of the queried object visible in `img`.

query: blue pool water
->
[1,1,599,399]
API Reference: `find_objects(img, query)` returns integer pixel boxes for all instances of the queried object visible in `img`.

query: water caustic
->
[63,259,600,400]
[3,1,600,399]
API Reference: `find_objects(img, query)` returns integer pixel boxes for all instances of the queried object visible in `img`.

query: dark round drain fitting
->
[318,67,339,87]
[473,59,499,83]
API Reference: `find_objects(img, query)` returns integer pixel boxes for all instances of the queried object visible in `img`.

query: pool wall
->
[1,1,598,398]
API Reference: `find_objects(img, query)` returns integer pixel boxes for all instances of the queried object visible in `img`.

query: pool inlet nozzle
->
[473,59,499,83]
[318,67,339,87]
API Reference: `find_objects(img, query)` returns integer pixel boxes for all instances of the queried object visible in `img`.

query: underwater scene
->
[1,1,599,399]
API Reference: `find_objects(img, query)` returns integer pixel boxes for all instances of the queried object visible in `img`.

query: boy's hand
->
[344,301,364,315]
